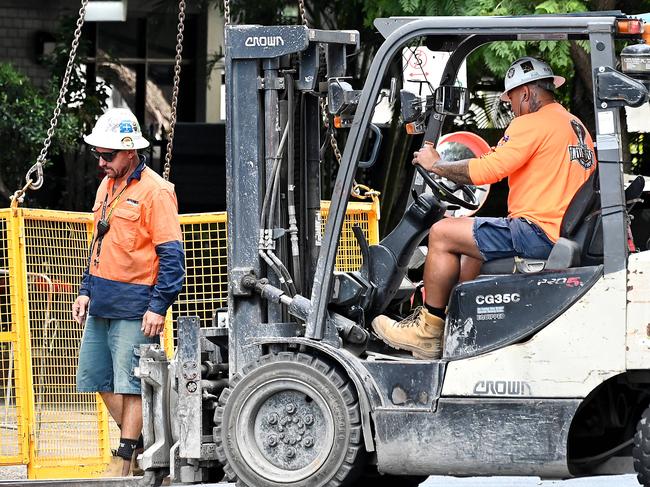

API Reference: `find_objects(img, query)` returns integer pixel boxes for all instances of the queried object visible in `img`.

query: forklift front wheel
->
[214,351,363,487]
[634,405,650,486]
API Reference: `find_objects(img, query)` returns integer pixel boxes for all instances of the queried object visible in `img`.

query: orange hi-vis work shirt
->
[80,159,185,319]
[468,103,597,242]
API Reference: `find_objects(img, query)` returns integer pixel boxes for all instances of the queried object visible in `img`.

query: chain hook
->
[25,162,45,191]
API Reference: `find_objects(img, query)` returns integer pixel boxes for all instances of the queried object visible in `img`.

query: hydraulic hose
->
[285,72,302,293]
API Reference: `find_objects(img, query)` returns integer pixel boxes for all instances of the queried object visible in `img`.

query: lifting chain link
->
[351,183,380,201]
[11,0,89,208]
[320,98,378,201]
[224,0,231,26]
[163,0,187,182]
[320,98,342,165]
[298,0,308,27]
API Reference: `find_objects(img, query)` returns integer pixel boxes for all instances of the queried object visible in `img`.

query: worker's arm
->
[414,116,539,185]
[148,240,185,316]
[143,187,185,337]
[73,268,91,325]
[412,146,473,184]
[142,239,184,337]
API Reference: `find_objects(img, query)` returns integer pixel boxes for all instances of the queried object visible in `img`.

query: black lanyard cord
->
[92,183,130,266]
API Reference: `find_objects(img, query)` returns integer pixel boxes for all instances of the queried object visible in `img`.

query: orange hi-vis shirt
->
[80,159,185,319]
[468,103,597,242]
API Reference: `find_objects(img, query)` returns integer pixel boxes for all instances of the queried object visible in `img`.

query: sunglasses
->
[90,147,122,162]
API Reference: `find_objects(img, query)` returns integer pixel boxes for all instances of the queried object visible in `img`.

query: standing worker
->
[372,57,596,359]
[73,108,185,476]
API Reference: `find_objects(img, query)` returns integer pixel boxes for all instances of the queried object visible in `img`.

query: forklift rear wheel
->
[214,352,363,487]
[634,406,650,486]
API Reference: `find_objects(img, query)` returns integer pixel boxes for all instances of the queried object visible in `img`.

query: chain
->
[320,98,342,165]
[224,0,231,26]
[298,0,308,27]
[11,0,88,206]
[351,183,381,201]
[163,0,187,182]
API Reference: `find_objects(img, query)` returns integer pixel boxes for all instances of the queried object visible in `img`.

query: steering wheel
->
[415,164,481,210]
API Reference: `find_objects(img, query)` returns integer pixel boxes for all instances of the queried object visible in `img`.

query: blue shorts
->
[473,217,554,262]
[76,315,157,395]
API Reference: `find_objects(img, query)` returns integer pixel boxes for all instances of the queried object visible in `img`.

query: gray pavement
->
[420,475,640,486]
[0,471,641,486]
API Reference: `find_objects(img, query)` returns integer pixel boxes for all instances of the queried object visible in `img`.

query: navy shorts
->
[472,217,554,262]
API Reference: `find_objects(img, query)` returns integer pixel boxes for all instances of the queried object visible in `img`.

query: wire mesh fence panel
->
[172,214,229,334]
[21,210,110,477]
[0,210,25,464]
[321,201,380,272]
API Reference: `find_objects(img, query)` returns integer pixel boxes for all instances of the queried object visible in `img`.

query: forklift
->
[136,11,650,487]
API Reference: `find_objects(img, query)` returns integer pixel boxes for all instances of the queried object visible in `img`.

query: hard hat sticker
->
[121,136,134,148]
[119,121,135,133]
[520,60,534,73]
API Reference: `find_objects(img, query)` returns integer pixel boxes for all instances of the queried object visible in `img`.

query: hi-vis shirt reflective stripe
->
[468,103,596,242]
[79,160,185,319]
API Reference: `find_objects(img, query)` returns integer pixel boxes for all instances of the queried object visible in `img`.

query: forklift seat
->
[480,170,643,274]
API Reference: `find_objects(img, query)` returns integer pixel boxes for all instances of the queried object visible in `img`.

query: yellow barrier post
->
[5,208,34,468]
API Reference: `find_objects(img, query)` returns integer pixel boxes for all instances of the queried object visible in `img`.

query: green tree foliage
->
[0,64,79,202]
[0,17,108,208]
[363,0,466,25]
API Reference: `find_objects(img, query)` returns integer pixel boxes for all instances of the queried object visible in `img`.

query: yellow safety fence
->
[0,199,380,479]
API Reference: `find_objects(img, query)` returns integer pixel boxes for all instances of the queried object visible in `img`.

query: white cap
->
[84,108,150,150]
[500,57,565,101]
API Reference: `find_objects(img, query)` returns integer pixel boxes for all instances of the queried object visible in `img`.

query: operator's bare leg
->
[424,218,482,309]
[371,218,482,359]
[459,255,483,283]
[100,392,123,425]
[118,394,143,476]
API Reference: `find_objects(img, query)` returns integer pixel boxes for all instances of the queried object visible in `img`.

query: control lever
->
[352,225,372,283]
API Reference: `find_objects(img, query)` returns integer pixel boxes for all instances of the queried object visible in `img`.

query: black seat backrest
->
[559,168,602,265]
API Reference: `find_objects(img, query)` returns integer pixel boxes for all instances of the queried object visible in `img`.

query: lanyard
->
[92,182,130,267]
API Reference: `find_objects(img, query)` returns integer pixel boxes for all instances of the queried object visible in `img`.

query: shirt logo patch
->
[497,135,510,147]
[126,198,139,206]
[568,119,594,169]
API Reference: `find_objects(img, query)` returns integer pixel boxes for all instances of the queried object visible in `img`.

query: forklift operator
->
[372,57,597,360]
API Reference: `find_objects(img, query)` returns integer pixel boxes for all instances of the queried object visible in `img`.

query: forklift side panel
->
[626,251,650,369]
[374,398,579,477]
[442,272,627,398]
[363,360,445,410]
[445,266,602,360]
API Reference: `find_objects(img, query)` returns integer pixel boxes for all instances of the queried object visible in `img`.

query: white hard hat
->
[500,57,565,101]
[84,108,150,150]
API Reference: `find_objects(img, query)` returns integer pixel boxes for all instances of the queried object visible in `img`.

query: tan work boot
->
[132,448,144,476]
[371,307,445,359]
[103,455,131,477]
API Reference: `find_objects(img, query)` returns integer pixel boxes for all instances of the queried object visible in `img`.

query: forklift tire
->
[634,406,650,487]
[214,352,363,487]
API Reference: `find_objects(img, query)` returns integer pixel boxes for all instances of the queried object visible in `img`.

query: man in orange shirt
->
[372,57,596,359]
[72,108,185,475]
